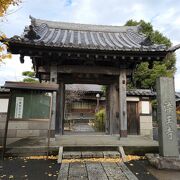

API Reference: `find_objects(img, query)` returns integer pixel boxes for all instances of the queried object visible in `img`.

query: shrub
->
[94,109,105,132]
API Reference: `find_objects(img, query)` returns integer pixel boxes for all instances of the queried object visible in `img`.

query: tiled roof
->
[127,89,155,96]
[176,92,180,98]
[66,85,156,96]
[66,84,102,92]
[13,16,168,52]
[176,98,180,102]
[0,87,10,93]
[4,81,59,91]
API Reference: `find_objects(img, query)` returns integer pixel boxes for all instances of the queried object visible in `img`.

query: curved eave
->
[168,44,180,52]
[6,39,169,55]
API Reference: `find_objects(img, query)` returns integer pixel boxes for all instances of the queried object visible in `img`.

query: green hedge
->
[93,109,105,132]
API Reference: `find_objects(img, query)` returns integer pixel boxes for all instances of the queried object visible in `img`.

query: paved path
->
[58,162,138,180]
[72,123,95,132]
[56,135,158,147]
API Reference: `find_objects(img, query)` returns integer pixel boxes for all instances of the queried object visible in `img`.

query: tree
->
[125,20,176,89]
[22,70,38,83]
[0,0,21,63]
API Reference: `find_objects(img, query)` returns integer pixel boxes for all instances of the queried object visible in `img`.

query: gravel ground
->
[0,157,60,180]
[125,159,157,180]
[125,159,180,180]
[1,158,180,180]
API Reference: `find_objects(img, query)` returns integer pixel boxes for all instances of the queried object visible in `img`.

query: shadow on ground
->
[126,159,180,180]
[0,158,60,180]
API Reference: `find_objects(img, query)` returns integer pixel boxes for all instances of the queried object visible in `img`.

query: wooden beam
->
[38,66,50,73]
[122,56,125,60]
[40,74,50,81]
[58,74,118,84]
[113,55,117,60]
[156,56,160,60]
[57,65,120,75]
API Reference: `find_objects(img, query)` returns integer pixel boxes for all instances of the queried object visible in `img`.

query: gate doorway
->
[127,102,139,135]
[64,84,106,135]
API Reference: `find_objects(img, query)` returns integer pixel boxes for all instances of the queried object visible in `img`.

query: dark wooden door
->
[127,102,139,135]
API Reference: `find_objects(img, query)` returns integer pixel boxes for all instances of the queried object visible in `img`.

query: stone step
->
[62,151,121,159]
[63,146,119,152]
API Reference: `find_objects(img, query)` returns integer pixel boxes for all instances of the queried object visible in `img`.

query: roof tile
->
[14,17,168,52]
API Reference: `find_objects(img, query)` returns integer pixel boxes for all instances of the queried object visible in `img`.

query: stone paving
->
[58,161,138,180]
[72,123,95,132]
[55,135,158,147]
[58,150,138,180]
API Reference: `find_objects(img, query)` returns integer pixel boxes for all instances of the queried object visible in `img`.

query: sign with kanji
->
[15,97,24,119]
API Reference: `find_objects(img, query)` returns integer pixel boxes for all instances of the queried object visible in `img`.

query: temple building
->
[2,16,180,138]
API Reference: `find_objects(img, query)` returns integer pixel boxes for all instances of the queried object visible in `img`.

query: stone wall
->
[140,115,153,138]
[0,113,49,145]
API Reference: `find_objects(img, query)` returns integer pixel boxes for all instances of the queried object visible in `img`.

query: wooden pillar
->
[57,82,65,135]
[105,85,110,134]
[2,91,13,159]
[50,65,57,136]
[109,83,119,134]
[119,69,127,137]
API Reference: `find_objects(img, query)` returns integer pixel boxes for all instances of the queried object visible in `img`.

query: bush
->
[93,109,105,132]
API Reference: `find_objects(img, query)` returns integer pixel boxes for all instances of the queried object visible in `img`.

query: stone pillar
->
[109,83,119,134]
[50,65,57,136]
[156,77,179,157]
[119,69,127,137]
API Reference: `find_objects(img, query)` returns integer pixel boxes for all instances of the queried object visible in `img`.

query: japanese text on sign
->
[15,97,24,119]
[163,101,174,140]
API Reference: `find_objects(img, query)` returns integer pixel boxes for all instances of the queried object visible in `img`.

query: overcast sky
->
[0,0,180,91]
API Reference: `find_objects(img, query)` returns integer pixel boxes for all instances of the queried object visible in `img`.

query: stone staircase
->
[58,146,126,163]
[57,146,139,180]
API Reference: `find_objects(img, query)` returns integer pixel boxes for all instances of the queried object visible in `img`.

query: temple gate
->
[4,16,180,137]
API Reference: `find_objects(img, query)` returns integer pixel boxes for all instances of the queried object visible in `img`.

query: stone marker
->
[156,77,179,157]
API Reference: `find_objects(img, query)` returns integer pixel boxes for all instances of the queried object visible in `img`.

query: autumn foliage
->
[0,0,21,62]
[0,33,12,62]
[0,0,21,17]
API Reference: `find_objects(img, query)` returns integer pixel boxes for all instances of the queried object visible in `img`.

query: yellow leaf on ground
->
[9,175,14,179]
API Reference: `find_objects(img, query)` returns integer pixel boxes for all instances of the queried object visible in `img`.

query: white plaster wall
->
[0,99,9,112]
[126,97,139,102]
[140,115,153,138]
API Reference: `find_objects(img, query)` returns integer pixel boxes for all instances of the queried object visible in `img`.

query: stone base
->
[120,130,127,137]
[50,130,55,137]
[146,153,180,170]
